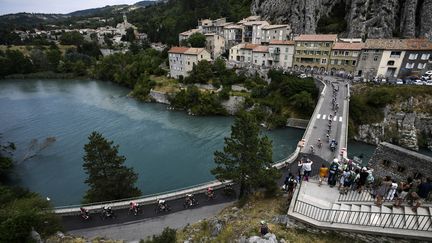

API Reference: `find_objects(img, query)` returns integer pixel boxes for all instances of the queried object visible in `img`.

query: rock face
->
[251,0,432,39]
[354,97,432,151]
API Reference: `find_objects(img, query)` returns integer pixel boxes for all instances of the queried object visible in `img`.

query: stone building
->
[198,18,229,36]
[168,47,211,79]
[260,24,291,45]
[329,42,363,75]
[229,43,259,64]
[355,40,385,79]
[205,33,225,59]
[252,45,270,67]
[242,21,270,44]
[399,39,432,77]
[268,40,295,69]
[293,34,338,72]
[223,25,243,49]
[369,142,432,182]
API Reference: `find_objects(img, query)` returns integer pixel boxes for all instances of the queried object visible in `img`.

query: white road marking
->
[339,116,343,122]
[322,115,326,120]
[317,114,321,119]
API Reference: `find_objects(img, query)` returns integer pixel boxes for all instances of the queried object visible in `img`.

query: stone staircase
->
[288,179,432,240]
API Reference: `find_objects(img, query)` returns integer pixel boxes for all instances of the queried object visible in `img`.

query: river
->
[0,79,383,206]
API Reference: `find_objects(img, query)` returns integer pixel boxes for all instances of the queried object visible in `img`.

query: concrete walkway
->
[69,202,233,242]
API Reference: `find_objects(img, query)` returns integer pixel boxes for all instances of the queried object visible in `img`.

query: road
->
[301,76,349,162]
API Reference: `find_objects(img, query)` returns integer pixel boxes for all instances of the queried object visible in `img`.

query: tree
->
[60,31,84,46]
[82,132,141,203]
[290,91,315,115]
[122,27,136,42]
[187,32,206,48]
[212,111,280,198]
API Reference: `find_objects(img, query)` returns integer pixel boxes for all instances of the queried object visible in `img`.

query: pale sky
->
[0,0,142,15]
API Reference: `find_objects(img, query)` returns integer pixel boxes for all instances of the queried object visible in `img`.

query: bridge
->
[55,75,431,240]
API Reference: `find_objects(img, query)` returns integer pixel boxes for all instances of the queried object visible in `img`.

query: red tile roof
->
[294,34,338,42]
[252,46,269,53]
[269,40,295,45]
[168,47,189,54]
[332,42,364,50]
[241,44,260,50]
[365,39,432,50]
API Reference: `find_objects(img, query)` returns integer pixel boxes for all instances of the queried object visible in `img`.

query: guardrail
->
[54,147,302,215]
[338,188,432,205]
[294,200,432,231]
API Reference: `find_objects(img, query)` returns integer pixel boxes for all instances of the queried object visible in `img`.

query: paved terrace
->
[288,179,432,240]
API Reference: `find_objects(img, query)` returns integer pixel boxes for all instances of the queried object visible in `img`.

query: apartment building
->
[198,18,230,36]
[223,25,243,49]
[400,39,432,77]
[242,21,270,44]
[293,34,338,72]
[260,25,291,45]
[168,47,212,79]
[329,42,363,75]
[229,43,259,64]
[205,33,225,58]
[252,46,271,67]
[268,40,295,69]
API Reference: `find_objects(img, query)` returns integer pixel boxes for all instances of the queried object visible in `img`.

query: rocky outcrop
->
[251,0,432,39]
[354,97,432,151]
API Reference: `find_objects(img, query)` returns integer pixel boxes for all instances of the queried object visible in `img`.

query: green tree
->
[187,32,206,48]
[212,111,280,198]
[46,46,62,71]
[82,132,141,203]
[122,27,136,42]
[60,31,84,46]
[0,137,15,182]
[290,91,315,115]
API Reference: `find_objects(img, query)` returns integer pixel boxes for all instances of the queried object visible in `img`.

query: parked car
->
[396,79,404,85]
[299,74,307,79]
[414,79,424,85]
[425,70,432,76]
[425,80,432,86]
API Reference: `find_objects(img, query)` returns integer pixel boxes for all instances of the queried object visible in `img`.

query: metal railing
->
[294,200,432,231]
[338,188,432,205]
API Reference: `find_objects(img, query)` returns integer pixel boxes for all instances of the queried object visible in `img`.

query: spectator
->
[318,164,329,186]
[386,179,398,201]
[412,178,432,212]
[376,176,392,206]
[394,177,413,208]
[302,159,313,181]
[328,159,339,187]
[356,167,369,194]
[259,221,269,236]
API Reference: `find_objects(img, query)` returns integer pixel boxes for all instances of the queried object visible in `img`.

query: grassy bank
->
[177,193,365,242]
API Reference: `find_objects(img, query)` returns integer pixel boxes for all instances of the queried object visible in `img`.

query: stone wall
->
[369,142,432,182]
[149,90,170,104]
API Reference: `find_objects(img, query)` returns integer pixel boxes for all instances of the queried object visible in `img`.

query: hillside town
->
[169,16,432,83]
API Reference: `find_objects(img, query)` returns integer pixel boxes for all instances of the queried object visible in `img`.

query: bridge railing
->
[54,180,226,215]
[294,200,432,231]
[54,146,302,215]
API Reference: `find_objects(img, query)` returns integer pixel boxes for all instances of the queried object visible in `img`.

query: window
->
[344,60,349,65]
[325,42,330,47]
[373,56,379,61]
[333,51,338,56]
[362,55,367,60]
[409,53,418,60]
[344,51,349,56]
[387,60,395,66]
[188,62,190,65]
[338,60,342,65]
[406,63,414,69]
[310,43,314,47]
[321,58,327,64]
[353,51,359,57]
[323,51,329,55]
[284,55,288,60]
[418,63,426,69]
[330,60,335,64]
[285,48,288,52]
[352,60,357,66]
[316,51,321,55]
[421,54,430,60]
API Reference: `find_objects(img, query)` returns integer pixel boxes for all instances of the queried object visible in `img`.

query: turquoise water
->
[0,79,304,206]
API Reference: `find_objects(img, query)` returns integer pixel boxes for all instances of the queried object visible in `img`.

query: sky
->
[0,0,141,15]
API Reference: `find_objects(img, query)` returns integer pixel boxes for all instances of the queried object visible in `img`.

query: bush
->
[141,227,176,243]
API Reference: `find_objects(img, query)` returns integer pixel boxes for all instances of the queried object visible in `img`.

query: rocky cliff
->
[251,0,432,39]
[354,97,432,151]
